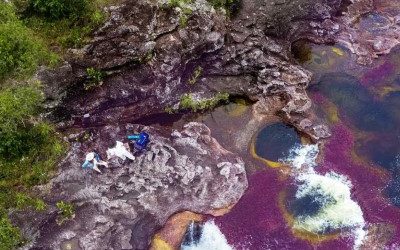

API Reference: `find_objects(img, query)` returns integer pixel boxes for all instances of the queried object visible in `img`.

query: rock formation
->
[20,0,398,248]
[14,122,246,249]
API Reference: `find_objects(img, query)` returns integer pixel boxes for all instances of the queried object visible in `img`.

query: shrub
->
[207,0,240,15]
[28,0,90,21]
[22,0,108,49]
[0,216,21,250]
[0,19,47,79]
[56,201,74,224]
[0,2,18,23]
[84,67,104,90]
[0,84,43,160]
[15,193,47,211]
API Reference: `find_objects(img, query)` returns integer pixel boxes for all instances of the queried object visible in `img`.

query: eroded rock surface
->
[38,0,351,140]
[337,0,400,65]
[15,122,246,249]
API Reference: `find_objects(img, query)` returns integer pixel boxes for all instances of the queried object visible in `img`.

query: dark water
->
[254,123,301,162]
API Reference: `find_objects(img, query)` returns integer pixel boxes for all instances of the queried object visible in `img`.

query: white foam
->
[280,144,319,169]
[182,221,234,250]
[294,171,367,249]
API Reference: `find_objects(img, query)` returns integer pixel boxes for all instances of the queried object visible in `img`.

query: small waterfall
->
[181,221,234,250]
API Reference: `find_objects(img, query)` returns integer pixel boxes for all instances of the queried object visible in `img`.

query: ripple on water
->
[254,123,301,163]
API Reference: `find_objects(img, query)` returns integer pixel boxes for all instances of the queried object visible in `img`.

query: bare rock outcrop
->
[15,122,246,249]
[38,0,348,140]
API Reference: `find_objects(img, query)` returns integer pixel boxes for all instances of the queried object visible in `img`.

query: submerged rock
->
[16,122,247,249]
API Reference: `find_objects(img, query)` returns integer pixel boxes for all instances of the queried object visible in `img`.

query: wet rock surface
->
[337,0,400,65]
[38,0,349,140]
[16,122,246,249]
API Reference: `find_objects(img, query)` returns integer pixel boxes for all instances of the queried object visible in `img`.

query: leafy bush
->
[0,3,47,80]
[84,67,104,90]
[22,0,109,49]
[56,201,74,224]
[0,216,21,250]
[0,84,43,159]
[28,0,90,21]
[15,193,47,211]
[0,2,18,23]
[207,0,240,15]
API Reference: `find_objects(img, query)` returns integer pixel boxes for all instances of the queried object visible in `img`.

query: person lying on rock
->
[82,152,108,173]
[107,141,135,161]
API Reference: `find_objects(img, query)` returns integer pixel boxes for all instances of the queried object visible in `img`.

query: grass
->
[179,92,229,112]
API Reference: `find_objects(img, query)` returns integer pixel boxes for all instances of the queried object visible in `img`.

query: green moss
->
[207,0,239,15]
[188,66,203,85]
[56,201,74,225]
[168,0,193,8]
[179,92,229,112]
[164,107,176,114]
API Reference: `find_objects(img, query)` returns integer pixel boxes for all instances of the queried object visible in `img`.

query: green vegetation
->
[207,0,239,16]
[29,0,91,20]
[15,193,47,211]
[0,0,115,247]
[84,67,104,90]
[179,92,229,112]
[0,217,21,250]
[168,0,193,8]
[56,201,75,224]
[0,2,52,80]
[5,0,115,50]
[164,107,176,114]
[188,66,203,85]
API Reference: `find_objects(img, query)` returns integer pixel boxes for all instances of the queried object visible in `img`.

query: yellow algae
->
[326,104,340,123]
[279,172,367,248]
[332,47,345,56]
[278,191,339,244]
[226,102,248,117]
[151,235,173,250]
[150,211,203,250]
[377,86,400,97]
[250,141,283,168]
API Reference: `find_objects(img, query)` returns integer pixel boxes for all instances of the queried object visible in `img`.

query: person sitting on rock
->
[107,141,135,161]
[82,152,108,173]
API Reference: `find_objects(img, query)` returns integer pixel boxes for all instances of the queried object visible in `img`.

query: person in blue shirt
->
[82,152,108,173]
[127,132,150,151]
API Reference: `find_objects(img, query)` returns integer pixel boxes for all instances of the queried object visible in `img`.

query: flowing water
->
[204,46,400,249]
[157,16,400,250]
